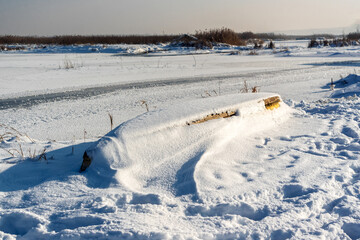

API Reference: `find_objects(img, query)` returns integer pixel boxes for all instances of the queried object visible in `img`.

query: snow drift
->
[330,74,360,98]
[81,93,290,195]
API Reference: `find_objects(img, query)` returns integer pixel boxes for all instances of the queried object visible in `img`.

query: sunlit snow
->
[1,41,360,239]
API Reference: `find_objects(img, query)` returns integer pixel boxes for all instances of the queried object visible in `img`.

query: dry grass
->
[0,124,34,143]
[201,90,218,98]
[37,148,47,162]
[63,57,75,69]
[195,28,245,46]
[1,30,245,46]
[248,50,258,55]
[308,38,359,48]
[252,86,260,93]
[25,147,48,161]
[240,80,260,93]
[1,32,351,46]
[0,124,48,161]
[59,56,84,69]
[171,35,213,49]
[140,100,149,112]
[0,146,20,157]
[240,81,249,93]
[108,113,114,131]
[348,32,360,40]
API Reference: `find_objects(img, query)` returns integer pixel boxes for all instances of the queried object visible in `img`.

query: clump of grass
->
[140,100,149,112]
[0,142,47,161]
[240,80,260,93]
[252,86,259,93]
[60,56,76,69]
[248,50,258,55]
[0,124,34,143]
[24,147,47,161]
[0,124,49,161]
[240,80,249,93]
[0,144,22,157]
[64,58,74,69]
[201,90,218,98]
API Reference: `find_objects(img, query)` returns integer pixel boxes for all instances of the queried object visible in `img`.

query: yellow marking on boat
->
[264,96,281,110]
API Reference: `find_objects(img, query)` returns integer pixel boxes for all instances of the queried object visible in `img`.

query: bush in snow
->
[267,41,275,49]
[195,28,245,46]
[170,34,213,49]
[347,32,360,41]
[308,39,319,48]
[247,39,264,49]
[308,38,357,48]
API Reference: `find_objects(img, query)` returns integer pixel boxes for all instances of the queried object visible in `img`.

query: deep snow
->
[1,42,360,239]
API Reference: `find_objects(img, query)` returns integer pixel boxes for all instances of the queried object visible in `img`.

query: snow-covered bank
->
[1,41,360,100]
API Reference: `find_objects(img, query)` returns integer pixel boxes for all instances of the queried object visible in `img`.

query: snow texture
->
[1,41,360,239]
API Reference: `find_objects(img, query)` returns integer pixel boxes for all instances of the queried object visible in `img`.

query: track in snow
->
[0,66,315,110]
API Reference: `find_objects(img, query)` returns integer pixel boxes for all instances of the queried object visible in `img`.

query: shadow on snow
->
[0,141,116,191]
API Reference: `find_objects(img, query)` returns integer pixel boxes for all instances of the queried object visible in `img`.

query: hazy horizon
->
[1,0,360,36]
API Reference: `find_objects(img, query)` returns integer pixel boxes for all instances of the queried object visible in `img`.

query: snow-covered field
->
[1,41,360,239]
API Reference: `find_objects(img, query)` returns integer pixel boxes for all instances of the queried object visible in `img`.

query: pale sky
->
[0,0,359,35]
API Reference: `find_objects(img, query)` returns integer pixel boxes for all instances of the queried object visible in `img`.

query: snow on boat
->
[80,93,290,193]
